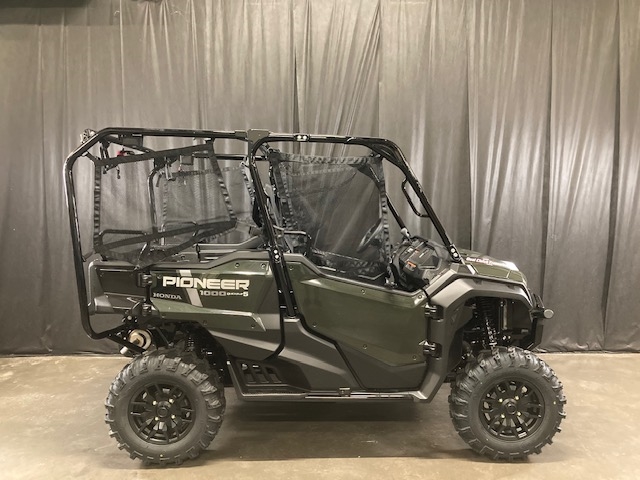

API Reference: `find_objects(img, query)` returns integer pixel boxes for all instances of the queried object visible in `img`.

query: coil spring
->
[476,297,498,348]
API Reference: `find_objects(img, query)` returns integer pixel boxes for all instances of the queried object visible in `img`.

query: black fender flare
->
[418,278,533,401]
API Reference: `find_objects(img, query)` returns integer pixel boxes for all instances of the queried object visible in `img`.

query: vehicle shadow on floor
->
[190,399,492,464]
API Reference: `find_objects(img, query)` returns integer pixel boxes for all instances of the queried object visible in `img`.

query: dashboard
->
[394,237,450,290]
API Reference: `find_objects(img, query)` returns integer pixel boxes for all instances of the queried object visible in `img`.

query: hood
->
[459,249,527,285]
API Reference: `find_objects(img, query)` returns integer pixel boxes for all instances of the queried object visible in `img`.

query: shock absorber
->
[476,297,498,349]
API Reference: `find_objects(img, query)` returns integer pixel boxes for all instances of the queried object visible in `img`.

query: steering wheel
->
[356,218,383,253]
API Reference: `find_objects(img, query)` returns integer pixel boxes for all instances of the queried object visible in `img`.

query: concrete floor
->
[0,353,638,480]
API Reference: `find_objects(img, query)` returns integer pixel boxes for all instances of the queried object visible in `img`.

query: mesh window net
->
[269,152,391,279]
[92,144,254,267]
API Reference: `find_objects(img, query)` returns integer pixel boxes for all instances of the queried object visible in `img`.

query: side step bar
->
[228,361,420,402]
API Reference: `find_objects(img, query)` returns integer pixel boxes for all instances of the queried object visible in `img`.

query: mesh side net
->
[153,157,236,245]
[270,152,391,279]
[94,146,254,266]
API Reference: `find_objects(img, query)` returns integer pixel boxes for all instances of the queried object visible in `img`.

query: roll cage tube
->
[63,127,250,342]
[246,130,463,264]
[245,130,299,318]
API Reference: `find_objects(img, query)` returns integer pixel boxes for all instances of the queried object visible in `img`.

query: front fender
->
[417,278,534,401]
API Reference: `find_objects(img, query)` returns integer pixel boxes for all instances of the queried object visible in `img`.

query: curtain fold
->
[190,0,295,133]
[293,0,380,154]
[379,0,471,245]
[0,8,52,353]
[604,0,640,351]
[118,0,200,128]
[466,0,551,294]
[0,0,639,353]
[541,0,618,351]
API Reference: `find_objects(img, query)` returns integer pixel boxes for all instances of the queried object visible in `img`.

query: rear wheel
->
[449,347,565,460]
[105,349,225,465]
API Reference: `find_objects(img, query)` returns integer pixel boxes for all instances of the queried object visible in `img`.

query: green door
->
[286,258,428,389]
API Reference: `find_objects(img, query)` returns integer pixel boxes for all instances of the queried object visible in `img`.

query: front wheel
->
[105,350,225,465]
[449,347,566,460]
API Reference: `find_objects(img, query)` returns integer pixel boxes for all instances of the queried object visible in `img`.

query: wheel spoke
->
[500,381,511,396]
[518,382,528,397]
[488,410,502,424]
[481,401,497,413]
[521,410,540,419]
[522,401,542,412]
[515,415,530,434]
[144,385,156,400]
[521,391,534,403]
[168,390,179,403]
[135,417,154,437]
[483,397,499,407]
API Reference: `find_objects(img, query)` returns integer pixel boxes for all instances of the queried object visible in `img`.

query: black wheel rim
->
[129,382,195,445]
[479,377,545,441]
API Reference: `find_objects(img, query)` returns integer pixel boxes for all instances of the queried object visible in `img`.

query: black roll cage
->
[64,127,461,345]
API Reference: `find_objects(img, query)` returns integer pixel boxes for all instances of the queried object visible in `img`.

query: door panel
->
[286,257,428,388]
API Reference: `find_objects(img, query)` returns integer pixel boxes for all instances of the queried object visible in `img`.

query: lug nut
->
[152,401,157,405]
[169,398,174,404]
[155,417,159,421]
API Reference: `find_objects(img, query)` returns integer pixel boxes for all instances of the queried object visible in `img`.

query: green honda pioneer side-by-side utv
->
[64,128,565,465]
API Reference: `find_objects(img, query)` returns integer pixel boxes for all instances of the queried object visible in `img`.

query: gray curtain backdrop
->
[0,0,638,354]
